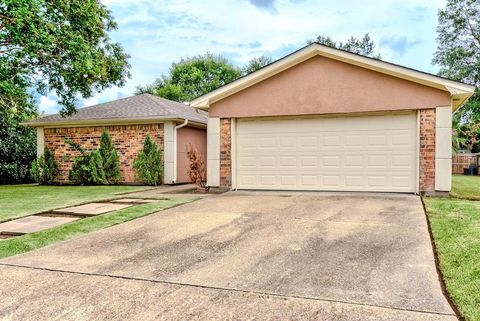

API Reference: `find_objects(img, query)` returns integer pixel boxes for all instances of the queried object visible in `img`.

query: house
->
[23,93,207,184]
[190,43,475,194]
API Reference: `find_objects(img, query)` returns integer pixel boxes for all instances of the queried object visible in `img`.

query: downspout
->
[173,119,188,183]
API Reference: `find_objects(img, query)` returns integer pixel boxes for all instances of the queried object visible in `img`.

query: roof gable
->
[209,56,452,118]
[191,43,475,111]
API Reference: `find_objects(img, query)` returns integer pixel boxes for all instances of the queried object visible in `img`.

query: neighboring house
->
[191,43,475,194]
[23,94,207,184]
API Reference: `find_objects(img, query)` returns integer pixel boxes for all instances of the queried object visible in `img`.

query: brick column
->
[419,109,436,192]
[219,118,232,188]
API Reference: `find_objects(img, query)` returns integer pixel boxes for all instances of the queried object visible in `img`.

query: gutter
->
[172,119,188,183]
[20,116,207,128]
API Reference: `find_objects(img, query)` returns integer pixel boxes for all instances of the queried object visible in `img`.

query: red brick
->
[219,118,232,187]
[44,124,164,183]
[419,109,435,192]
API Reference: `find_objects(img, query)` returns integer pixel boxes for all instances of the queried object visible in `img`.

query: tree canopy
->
[136,53,240,102]
[0,93,37,184]
[433,0,480,123]
[0,0,130,115]
[308,33,381,59]
[136,34,382,103]
[242,55,273,75]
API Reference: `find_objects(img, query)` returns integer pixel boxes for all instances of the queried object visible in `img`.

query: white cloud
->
[39,0,447,114]
[38,95,58,115]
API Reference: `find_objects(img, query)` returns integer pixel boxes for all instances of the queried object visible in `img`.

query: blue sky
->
[39,0,446,114]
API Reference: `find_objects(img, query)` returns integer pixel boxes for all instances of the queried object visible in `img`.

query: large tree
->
[0,0,130,115]
[0,0,130,183]
[308,33,381,59]
[433,0,480,123]
[136,53,241,102]
[0,57,37,183]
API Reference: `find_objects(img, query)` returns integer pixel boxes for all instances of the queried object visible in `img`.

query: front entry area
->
[236,112,417,192]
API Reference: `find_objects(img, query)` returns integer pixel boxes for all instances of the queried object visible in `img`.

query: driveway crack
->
[0,262,456,318]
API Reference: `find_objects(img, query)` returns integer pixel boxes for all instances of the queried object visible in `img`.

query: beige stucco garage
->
[191,43,475,194]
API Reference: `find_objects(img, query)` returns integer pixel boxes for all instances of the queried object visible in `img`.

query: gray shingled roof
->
[27,93,207,125]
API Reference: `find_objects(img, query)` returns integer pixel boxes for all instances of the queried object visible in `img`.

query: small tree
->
[133,134,163,185]
[30,148,59,184]
[67,139,108,185]
[186,143,207,190]
[99,131,122,184]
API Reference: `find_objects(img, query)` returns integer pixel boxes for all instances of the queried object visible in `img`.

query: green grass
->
[451,175,480,200]
[0,184,150,222]
[0,197,194,259]
[423,175,480,321]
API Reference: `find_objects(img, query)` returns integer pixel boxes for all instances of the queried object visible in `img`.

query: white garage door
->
[236,113,417,192]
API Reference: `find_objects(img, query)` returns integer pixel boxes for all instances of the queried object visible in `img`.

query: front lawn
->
[0,184,150,222]
[0,197,194,259]
[423,175,480,321]
[451,175,480,200]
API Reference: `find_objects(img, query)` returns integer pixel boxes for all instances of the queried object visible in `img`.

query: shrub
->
[67,139,108,185]
[133,134,163,185]
[186,143,206,189]
[99,131,122,183]
[30,148,59,184]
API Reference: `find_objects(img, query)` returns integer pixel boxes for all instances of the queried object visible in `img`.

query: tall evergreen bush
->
[99,131,122,183]
[133,134,163,186]
[66,131,121,185]
[30,148,59,184]
[67,139,107,185]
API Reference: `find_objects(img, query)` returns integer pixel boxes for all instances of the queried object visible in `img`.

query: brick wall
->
[219,118,232,187]
[419,109,436,192]
[44,124,164,183]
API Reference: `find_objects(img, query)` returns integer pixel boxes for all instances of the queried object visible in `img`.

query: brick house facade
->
[44,124,164,183]
[26,94,208,185]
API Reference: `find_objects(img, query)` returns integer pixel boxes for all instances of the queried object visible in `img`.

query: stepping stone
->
[110,198,157,204]
[0,216,79,234]
[52,203,132,216]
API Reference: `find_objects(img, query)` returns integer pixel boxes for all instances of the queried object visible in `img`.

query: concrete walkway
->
[0,185,195,237]
[0,192,456,320]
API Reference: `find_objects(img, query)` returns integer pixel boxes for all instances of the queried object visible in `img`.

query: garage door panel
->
[236,113,416,192]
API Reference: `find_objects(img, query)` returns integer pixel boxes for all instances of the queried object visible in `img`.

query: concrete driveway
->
[0,192,456,320]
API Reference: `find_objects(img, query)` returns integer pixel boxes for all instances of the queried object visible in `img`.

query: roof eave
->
[21,116,207,128]
[451,90,475,112]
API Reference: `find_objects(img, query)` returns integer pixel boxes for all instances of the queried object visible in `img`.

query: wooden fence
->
[452,153,479,174]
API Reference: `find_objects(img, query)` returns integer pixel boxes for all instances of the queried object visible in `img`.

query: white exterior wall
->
[36,127,44,157]
[163,121,175,184]
[435,106,452,191]
[207,117,220,187]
